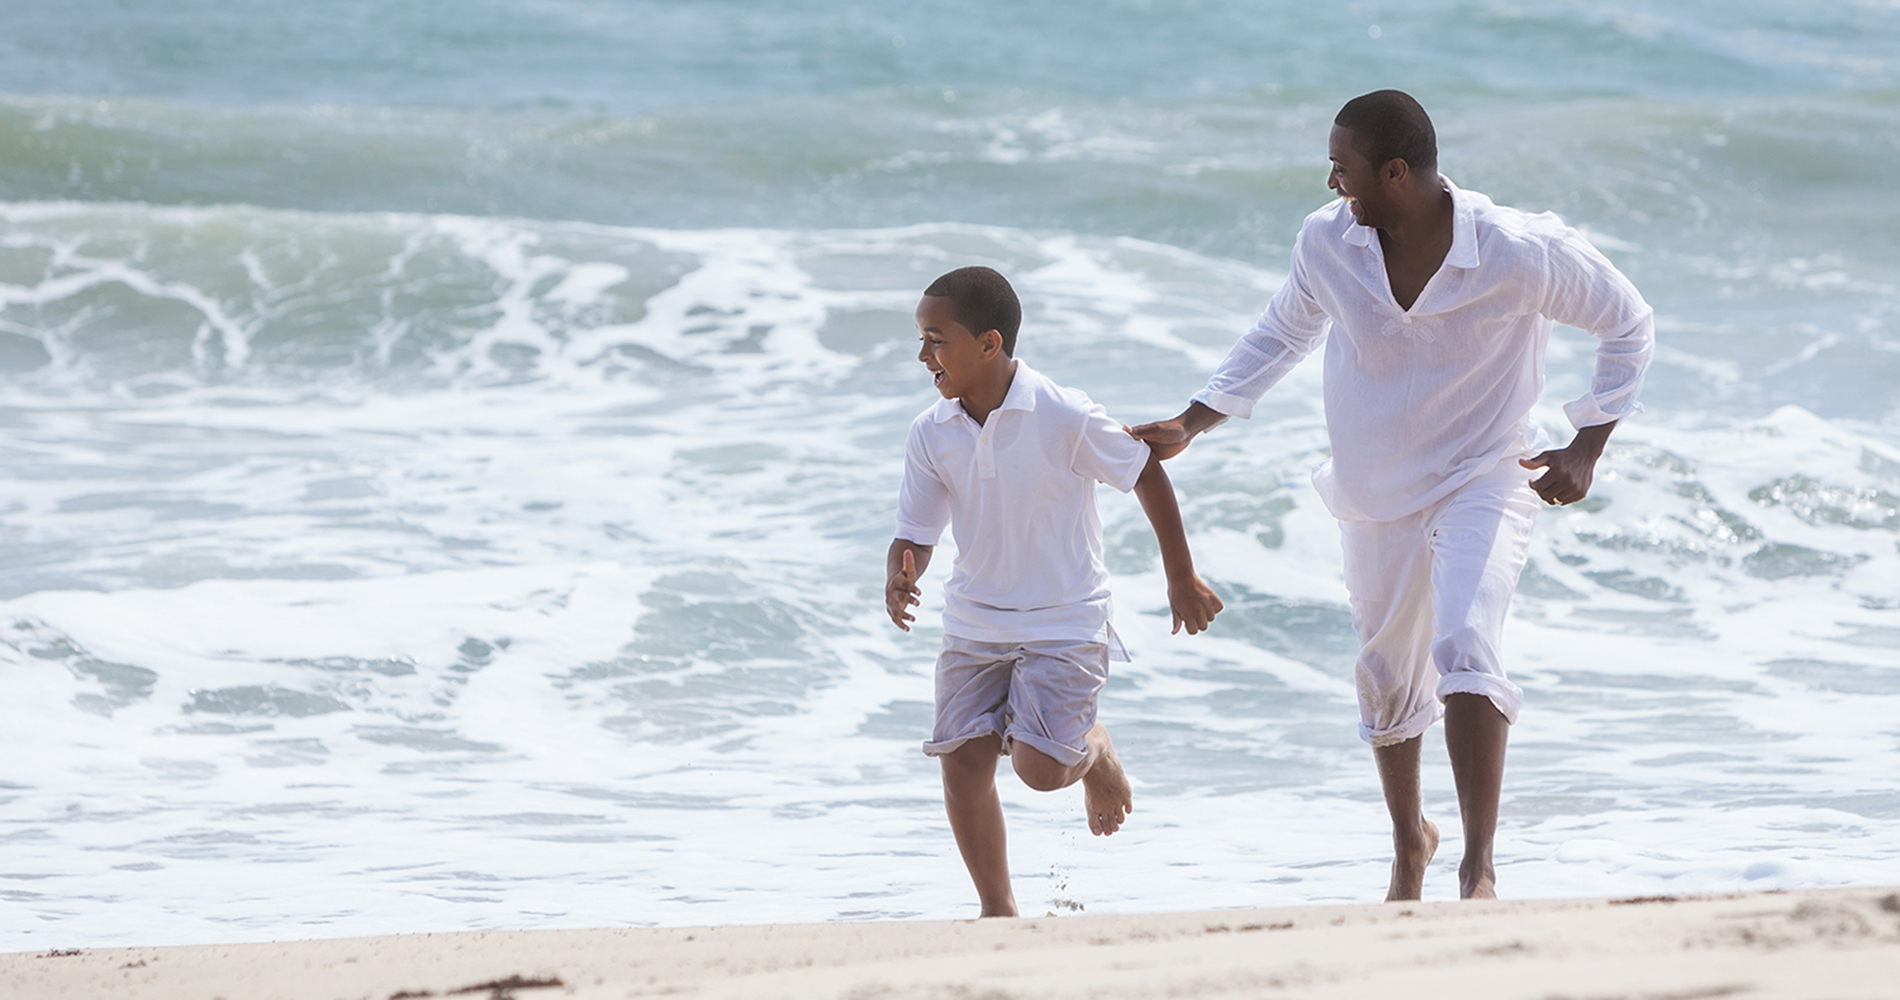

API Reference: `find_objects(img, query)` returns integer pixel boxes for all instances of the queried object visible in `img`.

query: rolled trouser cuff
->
[1358,697,1441,747]
[1436,671,1523,725]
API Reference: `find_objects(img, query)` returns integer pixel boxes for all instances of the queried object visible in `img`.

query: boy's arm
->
[885,539,934,632]
[1130,447,1223,635]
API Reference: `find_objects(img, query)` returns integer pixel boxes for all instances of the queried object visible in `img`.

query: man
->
[1131,90,1653,900]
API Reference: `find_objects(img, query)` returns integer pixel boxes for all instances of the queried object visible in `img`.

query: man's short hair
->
[1334,90,1438,176]
[923,266,1022,357]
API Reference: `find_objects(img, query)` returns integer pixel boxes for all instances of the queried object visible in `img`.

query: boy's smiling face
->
[915,294,997,401]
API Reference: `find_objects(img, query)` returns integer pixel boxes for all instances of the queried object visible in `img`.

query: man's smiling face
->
[1328,124,1390,229]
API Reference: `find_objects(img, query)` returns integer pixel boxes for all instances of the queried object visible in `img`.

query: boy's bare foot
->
[1385,817,1439,902]
[1080,723,1133,836]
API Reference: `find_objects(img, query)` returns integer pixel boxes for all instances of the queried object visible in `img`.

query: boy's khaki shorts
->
[922,635,1110,768]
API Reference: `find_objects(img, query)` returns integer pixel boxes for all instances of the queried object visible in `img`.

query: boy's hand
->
[1168,575,1224,635]
[887,548,921,631]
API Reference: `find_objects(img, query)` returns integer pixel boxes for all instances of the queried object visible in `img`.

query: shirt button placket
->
[976,423,998,480]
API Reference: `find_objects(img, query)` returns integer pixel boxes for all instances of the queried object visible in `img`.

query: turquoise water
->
[1,0,1898,947]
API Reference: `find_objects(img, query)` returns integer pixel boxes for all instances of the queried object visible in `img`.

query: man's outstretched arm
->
[1130,448,1223,634]
[1131,236,1331,461]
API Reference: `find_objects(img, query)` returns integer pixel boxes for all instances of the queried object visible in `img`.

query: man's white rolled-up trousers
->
[1340,460,1539,747]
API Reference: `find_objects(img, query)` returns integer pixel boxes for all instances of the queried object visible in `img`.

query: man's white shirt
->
[1195,178,1654,522]
[896,361,1150,645]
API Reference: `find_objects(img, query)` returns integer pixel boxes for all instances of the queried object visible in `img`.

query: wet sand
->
[5,886,1896,999]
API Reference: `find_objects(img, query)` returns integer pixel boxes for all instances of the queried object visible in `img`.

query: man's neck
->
[1378,177,1454,254]
[1375,177,1456,312]
[958,359,1018,427]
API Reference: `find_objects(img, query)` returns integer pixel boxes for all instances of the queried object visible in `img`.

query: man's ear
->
[1382,156,1409,186]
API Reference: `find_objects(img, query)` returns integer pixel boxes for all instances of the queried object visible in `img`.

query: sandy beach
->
[6,886,1896,999]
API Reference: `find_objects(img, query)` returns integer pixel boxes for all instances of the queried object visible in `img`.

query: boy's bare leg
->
[1444,693,1507,899]
[1374,735,1439,902]
[1008,723,1133,836]
[940,735,1017,917]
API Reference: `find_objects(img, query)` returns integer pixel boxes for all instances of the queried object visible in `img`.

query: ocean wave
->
[0,203,1276,394]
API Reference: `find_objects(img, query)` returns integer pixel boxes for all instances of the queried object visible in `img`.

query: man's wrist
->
[1183,401,1228,436]
[1571,421,1616,457]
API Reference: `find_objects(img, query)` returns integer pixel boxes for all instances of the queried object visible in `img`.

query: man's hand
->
[1127,417,1193,460]
[1127,402,1227,461]
[886,546,922,631]
[1520,421,1615,507]
[1167,575,1224,635]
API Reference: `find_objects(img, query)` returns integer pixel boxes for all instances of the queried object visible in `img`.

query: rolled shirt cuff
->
[1192,388,1255,420]
[1563,394,1642,432]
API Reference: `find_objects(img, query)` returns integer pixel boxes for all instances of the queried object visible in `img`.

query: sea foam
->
[2,204,1897,947]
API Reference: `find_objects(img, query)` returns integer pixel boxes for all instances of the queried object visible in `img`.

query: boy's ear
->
[979,328,1003,358]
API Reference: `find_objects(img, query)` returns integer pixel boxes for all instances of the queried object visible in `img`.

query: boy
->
[884,265,1223,918]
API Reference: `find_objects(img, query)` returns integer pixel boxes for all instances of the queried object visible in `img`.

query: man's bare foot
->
[1385,818,1439,902]
[1460,862,1496,899]
[1080,723,1133,836]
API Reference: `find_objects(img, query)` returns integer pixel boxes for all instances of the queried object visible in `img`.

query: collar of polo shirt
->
[929,361,1041,424]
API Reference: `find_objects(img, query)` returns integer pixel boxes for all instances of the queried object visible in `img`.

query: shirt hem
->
[941,617,1114,646]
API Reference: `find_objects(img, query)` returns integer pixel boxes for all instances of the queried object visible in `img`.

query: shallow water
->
[2,0,1898,948]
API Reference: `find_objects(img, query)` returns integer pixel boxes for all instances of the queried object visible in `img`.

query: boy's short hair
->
[1334,89,1437,175]
[923,266,1022,357]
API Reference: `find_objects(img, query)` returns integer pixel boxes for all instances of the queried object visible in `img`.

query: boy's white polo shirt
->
[896,361,1150,646]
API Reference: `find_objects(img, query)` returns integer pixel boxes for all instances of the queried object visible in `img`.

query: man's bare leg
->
[1444,693,1507,899]
[1009,722,1133,836]
[940,735,1017,917]
[1374,735,1439,902]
